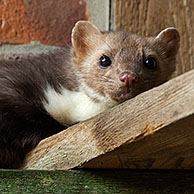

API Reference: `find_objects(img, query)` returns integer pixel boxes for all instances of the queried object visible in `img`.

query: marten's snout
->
[119,72,138,88]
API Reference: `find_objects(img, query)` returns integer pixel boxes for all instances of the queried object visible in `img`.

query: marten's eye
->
[144,57,157,70]
[99,55,112,69]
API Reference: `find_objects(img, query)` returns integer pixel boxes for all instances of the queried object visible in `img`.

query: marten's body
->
[0,21,180,169]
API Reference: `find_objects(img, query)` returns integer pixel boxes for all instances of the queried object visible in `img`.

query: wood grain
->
[22,69,194,170]
[113,0,194,76]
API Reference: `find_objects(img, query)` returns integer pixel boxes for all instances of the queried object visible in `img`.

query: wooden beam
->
[22,69,194,170]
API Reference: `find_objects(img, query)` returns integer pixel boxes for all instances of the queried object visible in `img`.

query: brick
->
[0,0,88,47]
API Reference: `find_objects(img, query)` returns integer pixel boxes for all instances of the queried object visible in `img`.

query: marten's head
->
[71,21,180,103]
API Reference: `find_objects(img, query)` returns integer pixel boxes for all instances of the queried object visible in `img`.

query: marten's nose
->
[119,72,138,87]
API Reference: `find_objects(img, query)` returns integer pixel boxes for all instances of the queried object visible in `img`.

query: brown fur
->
[0,21,180,169]
[72,21,180,103]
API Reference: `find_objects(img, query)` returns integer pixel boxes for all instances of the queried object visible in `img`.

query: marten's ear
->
[71,21,102,59]
[155,27,180,56]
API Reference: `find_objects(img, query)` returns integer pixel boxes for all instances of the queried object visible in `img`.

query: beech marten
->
[0,21,180,168]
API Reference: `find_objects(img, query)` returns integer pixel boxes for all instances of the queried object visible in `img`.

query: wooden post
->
[22,69,194,170]
[113,0,194,76]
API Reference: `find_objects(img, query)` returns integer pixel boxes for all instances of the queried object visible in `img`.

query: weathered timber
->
[1,169,194,193]
[22,68,194,170]
[113,0,194,76]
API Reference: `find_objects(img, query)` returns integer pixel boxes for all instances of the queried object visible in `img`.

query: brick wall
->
[0,0,88,47]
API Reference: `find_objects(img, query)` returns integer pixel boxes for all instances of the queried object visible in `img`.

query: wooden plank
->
[1,169,194,193]
[113,0,194,76]
[22,68,194,170]
[83,114,194,169]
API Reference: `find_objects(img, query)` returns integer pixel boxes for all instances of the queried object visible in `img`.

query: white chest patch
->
[43,85,117,125]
